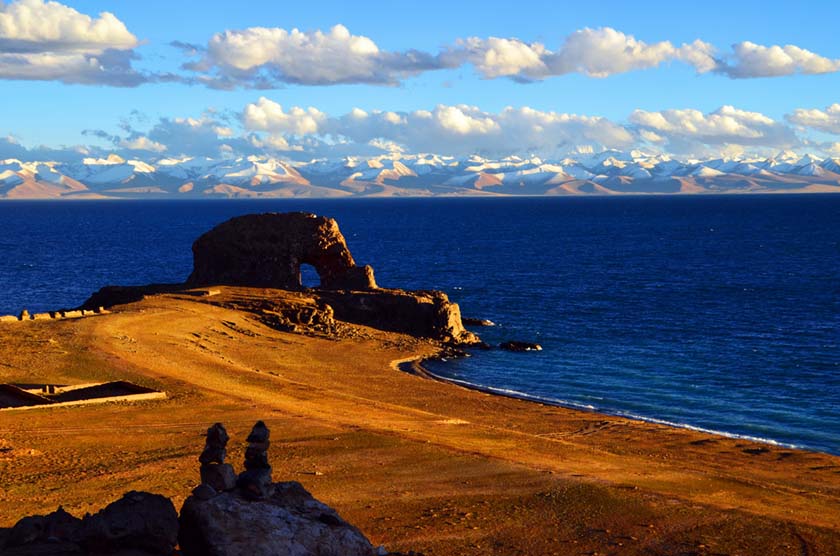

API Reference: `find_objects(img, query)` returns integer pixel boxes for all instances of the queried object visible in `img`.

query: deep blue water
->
[0,196,838,454]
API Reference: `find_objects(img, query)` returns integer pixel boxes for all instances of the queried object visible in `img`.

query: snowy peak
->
[2,151,840,199]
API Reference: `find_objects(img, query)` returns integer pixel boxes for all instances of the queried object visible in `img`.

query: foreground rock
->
[179,481,375,556]
[180,420,375,556]
[4,492,178,555]
[187,212,377,291]
[4,421,378,556]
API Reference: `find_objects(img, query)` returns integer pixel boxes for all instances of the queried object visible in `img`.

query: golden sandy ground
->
[0,287,838,555]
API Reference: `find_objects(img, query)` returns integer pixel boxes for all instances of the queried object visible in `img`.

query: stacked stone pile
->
[237,420,273,499]
[198,423,237,493]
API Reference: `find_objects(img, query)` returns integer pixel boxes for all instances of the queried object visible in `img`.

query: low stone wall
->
[0,306,108,324]
[0,380,166,411]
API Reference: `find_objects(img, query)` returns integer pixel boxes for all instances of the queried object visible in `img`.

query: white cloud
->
[717,42,840,78]
[453,36,547,78]
[823,142,840,156]
[178,23,840,87]
[242,100,635,156]
[0,0,143,85]
[786,104,840,134]
[545,27,684,78]
[631,105,799,153]
[186,24,446,87]
[242,97,327,134]
[449,28,716,80]
[118,135,166,152]
[0,0,137,52]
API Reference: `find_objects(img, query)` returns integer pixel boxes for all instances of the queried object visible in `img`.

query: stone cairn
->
[198,423,237,493]
[237,420,273,499]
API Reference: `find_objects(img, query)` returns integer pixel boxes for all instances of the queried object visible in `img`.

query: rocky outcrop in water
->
[499,341,543,352]
[81,211,480,345]
[187,212,377,291]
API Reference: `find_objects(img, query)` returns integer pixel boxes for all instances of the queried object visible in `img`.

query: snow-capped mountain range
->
[2,150,840,199]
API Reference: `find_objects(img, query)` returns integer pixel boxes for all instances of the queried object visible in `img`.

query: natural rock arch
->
[186,212,377,291]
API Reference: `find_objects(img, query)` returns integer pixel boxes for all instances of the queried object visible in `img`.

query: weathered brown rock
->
[179,481,376,556]
[187,212,377,291]
[319,289,481,345]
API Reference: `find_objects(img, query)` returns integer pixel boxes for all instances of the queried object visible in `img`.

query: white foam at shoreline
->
[423,367,803,450]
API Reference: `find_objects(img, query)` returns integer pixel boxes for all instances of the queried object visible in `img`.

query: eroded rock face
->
[179,481,376,556]
[187,212,377,291]
[320,289,481,345]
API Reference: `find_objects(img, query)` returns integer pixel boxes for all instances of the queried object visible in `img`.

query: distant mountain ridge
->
[2,150,840,199]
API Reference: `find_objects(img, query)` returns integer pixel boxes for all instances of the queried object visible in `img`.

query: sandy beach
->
[1,287,839,555]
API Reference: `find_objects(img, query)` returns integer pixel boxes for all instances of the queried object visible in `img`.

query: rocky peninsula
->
[0,212,838,555]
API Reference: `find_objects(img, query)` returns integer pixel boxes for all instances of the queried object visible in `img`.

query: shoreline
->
[399,355,816,455]
[2,290,839,554]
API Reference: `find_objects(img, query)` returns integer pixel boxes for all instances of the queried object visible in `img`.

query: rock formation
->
[187,212,377,291]
[199,423,237,493]
[237,420,273,500]
[81,211,481,345]
[179,481,376,556]
[179,420,376,556]
[319,288,480,345]
[3,492,179,555]
[4,421,381,556]
[500,341,543,352]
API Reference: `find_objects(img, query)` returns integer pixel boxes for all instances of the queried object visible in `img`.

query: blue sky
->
[3,0,840,160]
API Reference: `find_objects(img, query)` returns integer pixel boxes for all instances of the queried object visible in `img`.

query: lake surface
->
[1,196,838,454]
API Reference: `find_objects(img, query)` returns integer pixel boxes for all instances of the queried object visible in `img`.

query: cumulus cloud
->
[0,133,94,162]
[240,100,635,156]
[118,135,166,152]
[243,97,327,134]
[631,105,799,153]
[184,24,449,88]
[716,42,840,78]
[786,103,840,134]
[0,0,145,85]
[178,23,840,87]
[434,28,717,81]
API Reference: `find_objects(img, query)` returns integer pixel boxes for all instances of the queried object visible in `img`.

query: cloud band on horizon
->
[8,100,840,162]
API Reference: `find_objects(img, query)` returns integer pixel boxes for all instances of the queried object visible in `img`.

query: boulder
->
[179,481,376,556]
[319,289,480,345]
[6,507,82,548]
[79,491,178,555]
[500,341,543,352]
[186,212,377,291]
[3,493,177,556]
[462,317,495,327]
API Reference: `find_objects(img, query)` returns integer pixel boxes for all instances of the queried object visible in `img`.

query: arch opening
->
[299,263,321,289]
